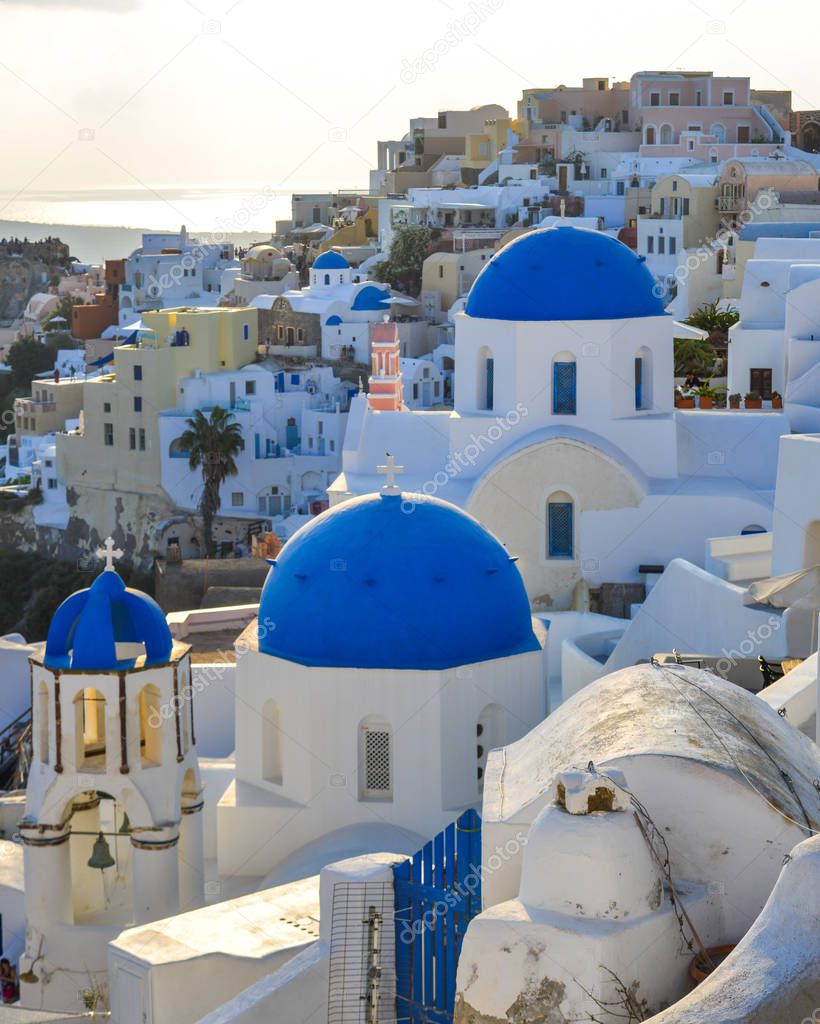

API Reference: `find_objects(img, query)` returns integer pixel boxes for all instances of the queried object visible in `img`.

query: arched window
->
[324,273,331,286]
[477,346,494,411]
[359,716,392,801]
[476,704,506,791]
[262,698,283,784]
[635,346,653,410]
[547,490,574,559]
[38,681,49,764]
[552,353,577,415]
[169,437,189,459]
[660,123,673,145]
[138,685,163,766]
[645,125,656,145]
[711,123,726,144]
[74,688,107,771]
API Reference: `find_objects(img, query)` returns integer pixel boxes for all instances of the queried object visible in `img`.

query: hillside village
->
[0,67,817,1024]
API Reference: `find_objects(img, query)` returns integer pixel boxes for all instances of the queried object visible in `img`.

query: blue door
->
[394,810,482,1024]
[553,362,576,414]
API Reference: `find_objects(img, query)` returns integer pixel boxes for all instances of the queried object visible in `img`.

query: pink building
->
[632,72,786,160]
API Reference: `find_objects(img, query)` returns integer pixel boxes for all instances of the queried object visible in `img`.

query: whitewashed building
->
[159,363,353,533]
[331,226,784,608]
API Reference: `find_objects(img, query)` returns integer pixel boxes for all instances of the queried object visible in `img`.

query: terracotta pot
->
[729,399,741,409]
[745,399,762,409]
[699,396,713,409]
[772,397,783,409]
[676,397,696,409]
[689,944,737,984]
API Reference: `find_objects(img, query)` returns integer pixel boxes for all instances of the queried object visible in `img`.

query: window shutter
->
[553,362,577,414]
[548,502,574,558]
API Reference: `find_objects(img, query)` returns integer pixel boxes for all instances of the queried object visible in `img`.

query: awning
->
[91,352,115,368]
[673,321,709,340]
[744,565,820,608]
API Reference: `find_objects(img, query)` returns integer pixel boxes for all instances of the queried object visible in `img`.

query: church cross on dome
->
[377,453,404,494]
[96,536,124,572]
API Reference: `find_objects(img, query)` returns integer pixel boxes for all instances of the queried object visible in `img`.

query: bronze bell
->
[87,831,115,870]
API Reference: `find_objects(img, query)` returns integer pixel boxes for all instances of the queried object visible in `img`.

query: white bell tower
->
[18,541,204,1013]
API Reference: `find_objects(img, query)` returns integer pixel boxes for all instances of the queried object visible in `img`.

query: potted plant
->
[689,944,738,984]
[713,390,727,409]
[697,382,722,409]
[771,390,783,409]
[745,390,762,409]
[729,392,741,409]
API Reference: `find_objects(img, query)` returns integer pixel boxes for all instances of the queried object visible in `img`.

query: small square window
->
[104,402,111,413]
[47,478,58,490]
[245,380,256,396]
[231,491,244,507]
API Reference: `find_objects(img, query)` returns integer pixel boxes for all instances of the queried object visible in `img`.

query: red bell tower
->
[368,320,404,411]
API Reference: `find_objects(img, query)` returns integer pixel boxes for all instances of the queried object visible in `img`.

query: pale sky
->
[1,0,819,200]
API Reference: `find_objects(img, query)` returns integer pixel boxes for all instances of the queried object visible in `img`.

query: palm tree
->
[179,407,244,557]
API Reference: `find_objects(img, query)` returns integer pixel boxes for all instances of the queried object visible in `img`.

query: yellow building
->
[58,307,257,498]
[14,378,84,438]
[462,118,520,174]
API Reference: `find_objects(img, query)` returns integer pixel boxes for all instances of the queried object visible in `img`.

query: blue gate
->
[393,809,482,1024]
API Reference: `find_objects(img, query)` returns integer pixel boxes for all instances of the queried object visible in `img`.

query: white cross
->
[377,453,405,493]
[96,536,124,572]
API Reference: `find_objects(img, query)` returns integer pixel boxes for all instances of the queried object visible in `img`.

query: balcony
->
[717,196,740,213]
[15,399,56,414]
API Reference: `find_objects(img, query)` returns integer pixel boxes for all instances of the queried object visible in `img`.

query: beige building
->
[648,173,721,248]
[58,307,257,499]
[421,249,495,319]
[718,159,820,223]
[14,378,84,438]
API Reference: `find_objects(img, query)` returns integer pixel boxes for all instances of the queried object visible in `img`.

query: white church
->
[331,225,786,608]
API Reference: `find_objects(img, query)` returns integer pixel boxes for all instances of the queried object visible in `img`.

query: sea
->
[0,186,307,265]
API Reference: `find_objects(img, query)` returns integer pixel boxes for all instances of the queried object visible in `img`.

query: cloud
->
[0,0,141,8]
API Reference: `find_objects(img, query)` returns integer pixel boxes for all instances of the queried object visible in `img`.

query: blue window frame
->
[133,365,142,381]
[134,396,142,412]
[553,362,577,414]
[548,501,574,558]
[635,357,644,410]
[485,357,494,410]
[243,324,250,340]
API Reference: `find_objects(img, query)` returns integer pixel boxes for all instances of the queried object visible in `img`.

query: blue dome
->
[258,492,540,670]
[45,570,173,671]
[351,285,389,311]
[465,226,665,321]
[313,251,350,270]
